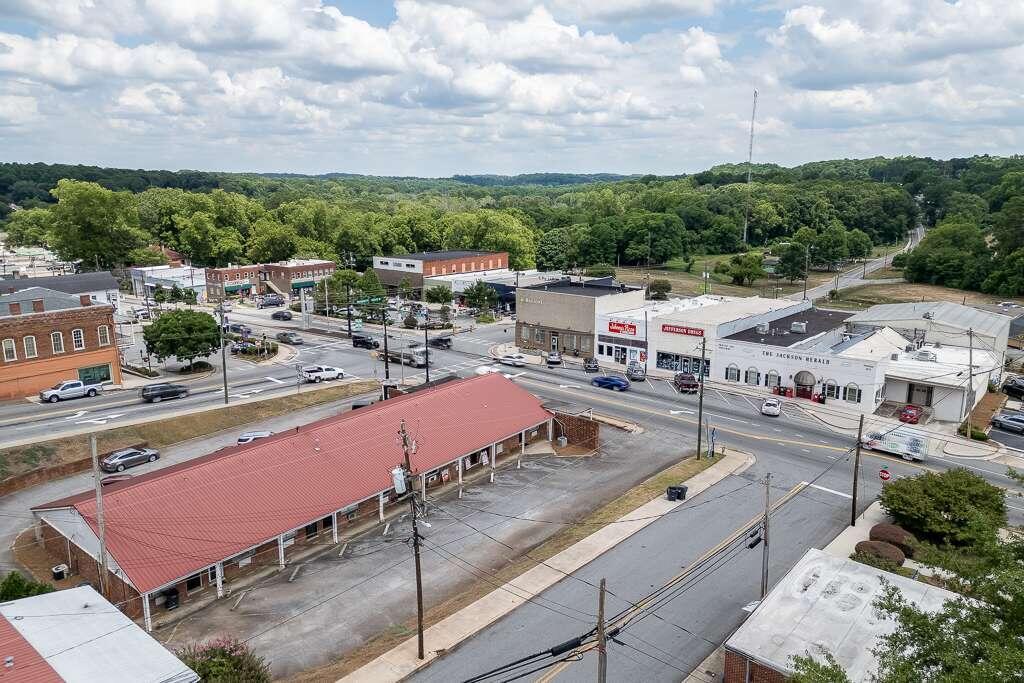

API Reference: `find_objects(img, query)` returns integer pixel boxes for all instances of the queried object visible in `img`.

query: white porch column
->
[547,418,553,442]
[518,430,525,469]
[332,512,339,543]
[489,444,496,483]
[215,563,224,598]
[419,473,426,504]
[277,535,286,568]
[142,593,152,632]
[378,492,385,523]
[457,457,464,499]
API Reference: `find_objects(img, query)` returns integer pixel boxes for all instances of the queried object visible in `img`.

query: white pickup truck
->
[39,380,104,403]
[301,366,345,383]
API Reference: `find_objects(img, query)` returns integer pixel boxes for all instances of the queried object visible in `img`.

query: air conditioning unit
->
[891,353,899,361]
[922,311,934,320]
[915,350,938,362]
[756,322,770,334]
[791,321,807,333]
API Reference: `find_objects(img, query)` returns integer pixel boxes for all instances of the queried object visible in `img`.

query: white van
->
[861,426,931,461]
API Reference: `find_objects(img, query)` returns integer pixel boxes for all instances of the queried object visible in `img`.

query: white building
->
[130,265,207,302]
[595,295,810,374]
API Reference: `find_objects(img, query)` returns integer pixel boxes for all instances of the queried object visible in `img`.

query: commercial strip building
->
[0,271,122,314]
[373,250,509,290]
[724,549,957,683]
[205,258,336,300]
[0,287,122,399]
[0,585,198,682]
[422,268,570,311]
[129,265,207,303]
[31,374,554,631]
[516,279,646,356]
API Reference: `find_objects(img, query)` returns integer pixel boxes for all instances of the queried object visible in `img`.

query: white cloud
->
[116,84,186,115]
[0,95,38,127]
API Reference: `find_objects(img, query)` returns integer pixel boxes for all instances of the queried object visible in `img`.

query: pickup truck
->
[40,380,104,403]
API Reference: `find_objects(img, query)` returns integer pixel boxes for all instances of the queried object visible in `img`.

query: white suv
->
[301,365,344,383]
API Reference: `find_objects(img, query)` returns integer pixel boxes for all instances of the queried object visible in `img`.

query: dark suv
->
[1003,378,1024,400]
[352,334,380,349]
[140,383,189,403]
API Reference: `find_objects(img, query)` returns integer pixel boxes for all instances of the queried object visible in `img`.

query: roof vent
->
[891,353,899,361]
[905,344,914,352]
[922,311,934,320]
[915,350,938,362]
[791,321,807,333]
[756,322,770,334]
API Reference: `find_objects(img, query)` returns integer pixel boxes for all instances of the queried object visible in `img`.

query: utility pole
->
[424,325,430,383]
[345,284,353,338]
[695,338,707,458]
[802,245,810,301]
[742,89,759,246]
[966,328,974,438]
[324,276,331,329]
[597,578,607,683]
[760,472,771,599]
[851,414,864,526]
[216,305,229,405]
[90,435,109,597]
[398,420,426,660]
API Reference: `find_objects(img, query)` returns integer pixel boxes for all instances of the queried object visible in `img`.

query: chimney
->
[32,299,44,313]
[79,294,92,306]
[8,302,21,315]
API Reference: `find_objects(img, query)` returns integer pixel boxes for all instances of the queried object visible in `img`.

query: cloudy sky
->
[1,1,1022,177]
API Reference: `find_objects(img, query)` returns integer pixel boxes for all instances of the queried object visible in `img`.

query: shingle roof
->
[0,287,96,316]
[0,272,118,296]
[35,374,551,594]
[845,302,1012,338]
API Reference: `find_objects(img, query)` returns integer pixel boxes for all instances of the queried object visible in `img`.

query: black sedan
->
[100,447,160,473]
[1003,378,1024,400]
[591,375,630,391]
[271,310,293,321]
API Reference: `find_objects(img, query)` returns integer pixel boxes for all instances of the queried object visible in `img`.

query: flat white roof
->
[0,585,198,682]
[725,548,957,682]
[630,296,806,325]
[272,259,333,266]
[835,328,910,361]
[885,344,998,387]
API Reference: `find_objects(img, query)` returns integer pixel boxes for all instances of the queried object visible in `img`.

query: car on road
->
[997,301,1020,309]
[276,331,304,345]
[302,365,344,383]
[760,398,782,417]
[258,294,284,308]
[271,310,293,321]
[546,351,563,366]
[861,426,931,461]
[625,362,646,381]
[992,412,1024,433]
[1002,377,1024,400]
[591,375,630,391]
[140,383,189,403]
[898,404,923,424]
[225,323,252,336]
[39,380,104,403]
[673,373,700,394]
[131,307,151,321]
[427,335,452,349]
[237,430,273,445]
[100,447,160,473]
[583,357,599,373]
[352,333,380,349]
[499,353,527,367]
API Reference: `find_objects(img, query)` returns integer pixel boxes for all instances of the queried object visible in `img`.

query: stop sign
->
[879,468,892,481]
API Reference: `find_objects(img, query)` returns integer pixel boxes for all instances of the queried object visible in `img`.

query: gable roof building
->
[845,301,1012,352]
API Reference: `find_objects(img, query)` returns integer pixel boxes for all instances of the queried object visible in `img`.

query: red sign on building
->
[607,321,637,335]
[661,324,704,337]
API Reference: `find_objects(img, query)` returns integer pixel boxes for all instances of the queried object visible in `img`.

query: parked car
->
[625,362,646,381]
[1002,377,1024,400]
[499,353,527,367]
[992,412,1024,433]
[226,323,252,336]
[140,383,188,403]
[352,334,380,349]
[230,341,257,354]
[131,307,151,321]
[427,335,452,349]
[546,351,563,366]
[276,331,304,345]
[258,294,284,308]
[100,447,160,472]
[591,375,630,391]
[271,310,293,321]
[237,431,273,445]
[673,372,700,394]
[39,380,104,403]
[583,357,599,373]
[760,398,782,417]
[302,365,344,383]
[898,404,923,424]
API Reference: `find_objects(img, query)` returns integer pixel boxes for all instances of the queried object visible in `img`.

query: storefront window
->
[744,368,760,385]
[823,380,840,399]
[78,364,112,385]
[725,365,740,382]
[521,326,529,341]
[843,383,862,403]
[598,344,605,356]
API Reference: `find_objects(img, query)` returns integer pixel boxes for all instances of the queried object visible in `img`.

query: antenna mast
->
[742,89,759,246]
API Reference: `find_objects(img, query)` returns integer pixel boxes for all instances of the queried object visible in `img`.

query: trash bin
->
[162,587,180,610]
[51,564,68,581]
[666,485,688,501]
[676,485,688,501]
[556,436,568,448]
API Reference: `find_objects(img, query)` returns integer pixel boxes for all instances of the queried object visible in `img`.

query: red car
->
[899,404,923,424]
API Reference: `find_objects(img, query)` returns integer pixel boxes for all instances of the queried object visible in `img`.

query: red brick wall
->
[423,252,508,276]
[553,413,599,448]
[0,303,116,366]
[723,650,786,683]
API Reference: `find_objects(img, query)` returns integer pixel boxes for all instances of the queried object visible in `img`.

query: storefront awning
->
[291,280,315,289]
[224,284,252,293]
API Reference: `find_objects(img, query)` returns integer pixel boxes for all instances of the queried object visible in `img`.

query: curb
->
[340,448,754,683]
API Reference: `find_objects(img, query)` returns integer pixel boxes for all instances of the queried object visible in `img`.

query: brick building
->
[0,287,122,399]
[373,250,508,290]
[206,259,336,301]
[205,264,265,299]
[31,374,552,631]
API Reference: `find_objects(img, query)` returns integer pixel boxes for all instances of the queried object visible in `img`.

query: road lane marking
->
[669,409,693,415]
[75,413,125,425]
[707,413,748,423]
[804,483,853,499]
[64,411,88,420]
[265,376,285,384]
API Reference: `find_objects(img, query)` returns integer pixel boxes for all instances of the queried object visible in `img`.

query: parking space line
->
[805,483,852,499]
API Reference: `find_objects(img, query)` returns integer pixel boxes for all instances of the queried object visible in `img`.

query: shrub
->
[584,263,615,278]
[178,361,213,374]
[0,572,54,600]
[476,312,497,324]
[957,422,989,440]
[891,252,907,268]
[855,540,905,566]
[879,468,1006,548]
[177,637,271,683]
[850,551,904,575]
[870,523,917,558]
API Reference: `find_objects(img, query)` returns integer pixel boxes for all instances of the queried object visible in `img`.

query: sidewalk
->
[341,448,755,683]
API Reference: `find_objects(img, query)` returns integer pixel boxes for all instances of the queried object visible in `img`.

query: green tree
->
[169,284,184,304]
[357,269,385,300]
[904,221,991,290]
[878,468,1005,547]
[3,207,53,247]
[464,280,498,311]
[727,252,766,285]
[992,195,1024,255]
[584,263,616,278]
[982,247,1024,296]
[246,217,298,263]
[788,651,851,683]
[775,243,807,282]
[0,571,54,600]
[177,637,271,683]
[845,229,873,259]
[536,227,572,271]
[127,247,169,267]
[152,287,168,305]
[48,179,146,268]
[175,211,245,267]
[812,223,849,270]
[142,309,220,370]
[648,279,672,300]
[398,276,414,301]
[424,284,453,305]
[792,226,817,248]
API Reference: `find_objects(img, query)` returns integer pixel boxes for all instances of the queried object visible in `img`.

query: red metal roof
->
[37,374,550,595]
[0,616,61,682]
